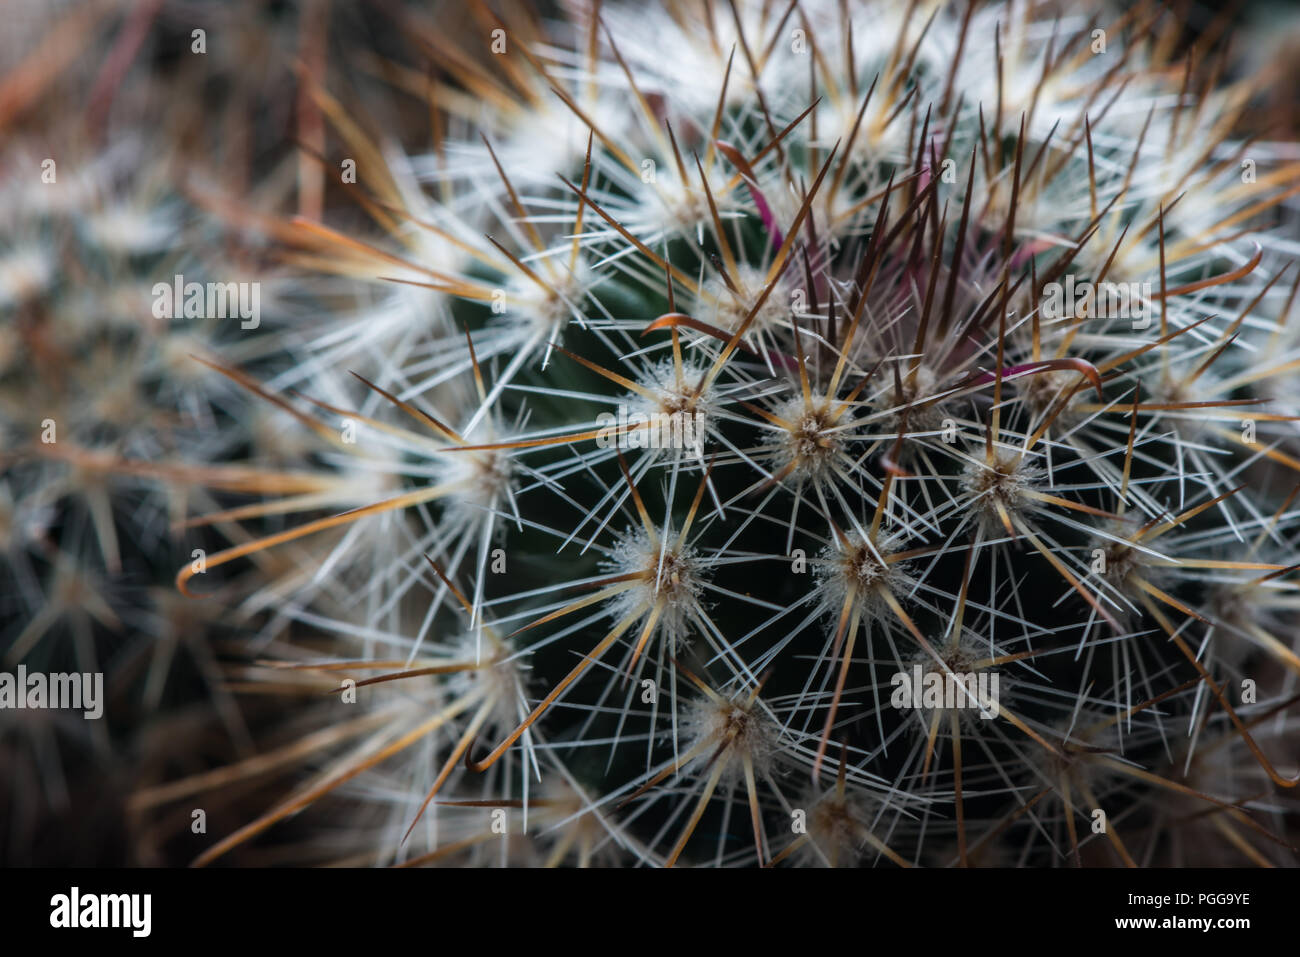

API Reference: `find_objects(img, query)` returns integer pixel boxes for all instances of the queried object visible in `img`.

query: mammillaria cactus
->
[5,0,1300,872]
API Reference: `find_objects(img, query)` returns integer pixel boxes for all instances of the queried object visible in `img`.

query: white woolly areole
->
[633,358,718,421]
[503,255,592,338]
[602,527,706,648]
[815,528,914,620]
[960,451,1043,531]
[681,692,781,783]
[0,246,54,310]
[765,393,847,481]
[695,264,794,337]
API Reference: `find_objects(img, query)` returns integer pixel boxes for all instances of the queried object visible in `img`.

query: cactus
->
[7,0,1300,868]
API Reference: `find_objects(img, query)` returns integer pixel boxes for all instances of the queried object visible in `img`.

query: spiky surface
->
[7,0,1300,868]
